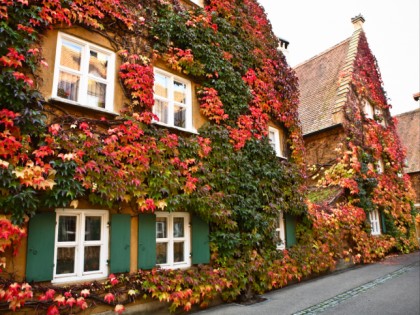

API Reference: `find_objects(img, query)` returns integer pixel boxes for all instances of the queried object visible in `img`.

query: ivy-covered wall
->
[0,1,417,314]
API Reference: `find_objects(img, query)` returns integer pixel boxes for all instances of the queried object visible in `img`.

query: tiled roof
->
[295,29,363,135]
[395,108,420,174]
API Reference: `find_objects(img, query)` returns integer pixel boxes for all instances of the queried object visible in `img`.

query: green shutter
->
[26,212,55,282]
[138,213,156,269]
[110,214,131,273]
[191,215,210,264]
[380,211,387,234]
[285,213,297,248]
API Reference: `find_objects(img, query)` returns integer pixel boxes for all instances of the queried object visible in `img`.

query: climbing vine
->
[0,0,416,314]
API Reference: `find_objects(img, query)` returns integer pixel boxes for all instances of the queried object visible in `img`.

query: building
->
[395,106,420,241]
[295,15,415,238]
[0,1,305,312]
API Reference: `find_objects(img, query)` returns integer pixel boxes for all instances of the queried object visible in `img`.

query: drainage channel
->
[292,262,419,315]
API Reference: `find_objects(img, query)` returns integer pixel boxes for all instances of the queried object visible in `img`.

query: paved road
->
[194,252,420,315]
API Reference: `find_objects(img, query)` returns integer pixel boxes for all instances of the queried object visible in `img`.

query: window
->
[374,107,387,127]
[153,68,194,132]
[53,209,109,283]
[268,126,286,158]
[369,209,381,236]
[155,212,191,269]
[276,211,286,250]
[364,100,374,119]
[376,159,384,174]
[52,33,115,111]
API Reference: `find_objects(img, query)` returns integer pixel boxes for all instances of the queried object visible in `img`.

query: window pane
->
[87,79,106,108]
[269,131,276,150]
[58,216,77,242]
[57,71,79,101]
[156,242,168,264]
[84,246,100,272]
[156,218,167,238]
[56,247,75,274]
[154,99,168,124]
[174,242,184,263]
[173,81,186,104]
[89,50,108,79]
[154,73,168,98]
[174,105,186,128]
[85,216,101,241]
[173,217,184,238]
[60,41,82,71]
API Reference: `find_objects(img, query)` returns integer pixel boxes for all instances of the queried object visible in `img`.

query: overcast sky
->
[258,0,420,115]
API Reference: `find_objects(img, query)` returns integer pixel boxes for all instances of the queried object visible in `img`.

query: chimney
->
[278,37,290,54]
[351,14,365,30]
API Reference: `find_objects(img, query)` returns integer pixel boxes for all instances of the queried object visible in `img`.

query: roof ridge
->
[294,37,351,69]
[394,108,420,117]
[332,28,363,114]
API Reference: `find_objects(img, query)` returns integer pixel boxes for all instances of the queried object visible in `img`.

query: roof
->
[395,108,420,173]
[295,28,363,135]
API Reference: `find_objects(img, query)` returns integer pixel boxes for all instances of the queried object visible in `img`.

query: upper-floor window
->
[153,68,194,132]
[364,99,374,119]
[369,209,381,236]
[53,209,109,283]
[374,107,387,127]
[156,212,191,269]
[268,126,287,158]
[52,33,115,111]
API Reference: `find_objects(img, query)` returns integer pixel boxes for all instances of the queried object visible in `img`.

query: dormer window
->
[153,68,194,132]
[52,32,115,111]
[268,126,287,158]
[363,99,374,119]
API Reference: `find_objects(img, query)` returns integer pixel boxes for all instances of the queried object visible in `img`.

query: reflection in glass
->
[85,216,101,241]
[57,72,80,101]
[173,217,184,237]
[60,41,81,70]
[56,247,75,274]
[87,79,106,108]
[89,50,108,79]
[154,100,168,124]
[84,246,100,272]
[154,73,168,98]
[174,242,184,263]
[156,242,168,264]
[174,105,186,128]
[58,216,77,242]
[173,81,186,104]
[156,218,167,238]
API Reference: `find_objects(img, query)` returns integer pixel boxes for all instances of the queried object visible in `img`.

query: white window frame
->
[364,99,374,119]
[155,212,191,269]
[52,32,115,112]
[374,107,387,127]
[52,209,109,283]
[369,209,381,236]
[153,68,195,133]
[268,126,286,158]
[276,211,286,250]
[376,159,384,174]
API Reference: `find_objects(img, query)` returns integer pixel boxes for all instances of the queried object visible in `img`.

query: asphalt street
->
[194,251,420,315]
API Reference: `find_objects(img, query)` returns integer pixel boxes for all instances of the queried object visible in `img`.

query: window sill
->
[152,121,198,135]
[49,97,119,116]
[51,274,107,285]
